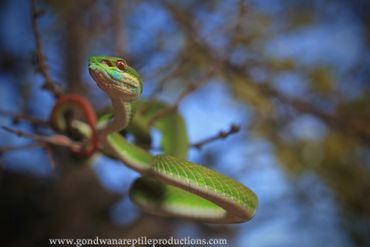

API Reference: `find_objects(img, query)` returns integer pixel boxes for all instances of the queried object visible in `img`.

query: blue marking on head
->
[111,69,124,82]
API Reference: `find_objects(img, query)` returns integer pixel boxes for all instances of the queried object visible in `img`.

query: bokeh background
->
[1,0,369,246]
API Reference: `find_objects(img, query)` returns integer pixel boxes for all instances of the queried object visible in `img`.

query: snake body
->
[50,94,98,156]
[86,56,257,223]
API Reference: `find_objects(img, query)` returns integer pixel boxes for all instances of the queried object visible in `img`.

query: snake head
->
[88,56,142,101]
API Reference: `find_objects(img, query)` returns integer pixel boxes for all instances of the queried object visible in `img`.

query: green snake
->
[53,56,258,224]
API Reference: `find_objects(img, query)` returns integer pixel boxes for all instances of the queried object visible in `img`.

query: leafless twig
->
[148,59,185,99]
[0,109,49,127]
[1,126,80,150]
[44,144,58,169]
[136,124,241,151]
[147,69,214,125]
[191,124,241,150]
[0,143,41,156]
[165,3,370,144]
[31,0,63,98]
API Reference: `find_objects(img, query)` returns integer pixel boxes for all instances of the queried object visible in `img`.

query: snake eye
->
[117,60,126,71]
[101,59,113,67]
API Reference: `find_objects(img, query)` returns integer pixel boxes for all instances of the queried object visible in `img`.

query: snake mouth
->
[89,68,138,101]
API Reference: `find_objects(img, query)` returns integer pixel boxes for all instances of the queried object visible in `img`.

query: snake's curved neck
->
[98,96,130,139]
[98,95,152,173]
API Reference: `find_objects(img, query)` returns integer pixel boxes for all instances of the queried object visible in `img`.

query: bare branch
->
[191,124,241,150]
[31,0,64,98]
[165,3,370,144]
[0,143,41,156]
[44,145,58,169]
[1,126,80,150]
[147,69,215,125]
[147,58,186,99]
[135,124,241,151]
[111,0,127,56]
[0,109,49,127]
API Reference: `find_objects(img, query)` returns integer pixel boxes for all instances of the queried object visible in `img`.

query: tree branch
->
[147,69,214,125]
[31,0,64,98]
[0,143,41,156]
[0,109,49,127]
[191,124,241,150]
[1,126,80,150]
[164,3,370,144]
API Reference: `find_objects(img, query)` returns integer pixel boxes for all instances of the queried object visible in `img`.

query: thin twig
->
[223,0,247,56]
[0,143,41,156]
[147,69,214,125]
[165,3,370,144]
[148,59,185,99]
[137,124,240,151]
[0,109,49,127]
[137,61,185,116]
[191,124,241,150]
[1,126,80,150]
[31,0,63,98]
[44,145,58,169]
[111,0,126,56]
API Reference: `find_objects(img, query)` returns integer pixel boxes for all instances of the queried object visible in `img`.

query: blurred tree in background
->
[0,0,369,246]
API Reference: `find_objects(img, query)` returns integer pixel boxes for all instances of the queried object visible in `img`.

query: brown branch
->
[44,145,58,169]
[0,143,41,156]
[1,126,80,150]
[111,0,126,56]
[148,68,180,98]
[275,91,370,143]
[147,69,214,125]
[225,0,247,54]
[136,124,241,151]
[136,62,185,116]
[31,0,63,98]
[0,109,49,127]
[147,58,186,99]
[165,3,370,144]
[191,124,241,150]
